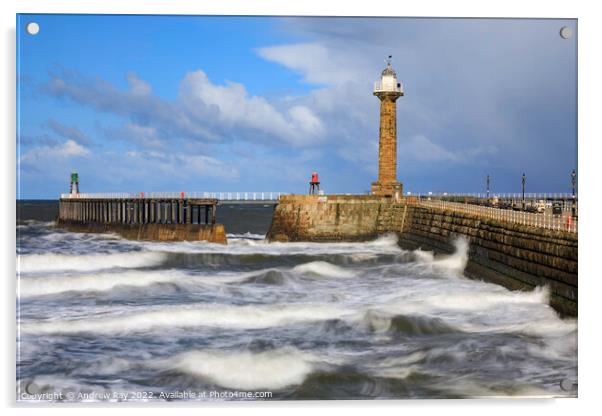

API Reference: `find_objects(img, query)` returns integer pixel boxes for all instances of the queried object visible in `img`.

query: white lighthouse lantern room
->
[374,56,404,94]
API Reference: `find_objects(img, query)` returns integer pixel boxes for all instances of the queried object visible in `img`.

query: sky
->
[16,15,577,199]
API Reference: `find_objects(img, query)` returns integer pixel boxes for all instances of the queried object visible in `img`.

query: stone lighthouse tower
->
[371,57,404,198]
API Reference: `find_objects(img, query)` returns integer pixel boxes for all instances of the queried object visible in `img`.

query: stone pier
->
[267,195,578,316]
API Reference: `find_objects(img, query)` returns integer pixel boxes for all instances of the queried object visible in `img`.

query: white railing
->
[417,199,577,233]
[373,80,403,93]
[60,192,287,201]
[412,192,577,200]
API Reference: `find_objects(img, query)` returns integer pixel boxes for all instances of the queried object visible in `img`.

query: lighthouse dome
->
[381,64,397,78]
[374,57,403,95]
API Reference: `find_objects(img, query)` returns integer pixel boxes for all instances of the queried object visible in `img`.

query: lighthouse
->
[371,56,404,198]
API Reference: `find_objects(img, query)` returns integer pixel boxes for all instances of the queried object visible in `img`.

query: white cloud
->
[127,72,152,95]
[287,105,324,136]
[37,18,574,193]
[20,139,89,165]
[256,42,369,85]
[179,70,323,145]
[48,69,326,148]
[121,123,164,148]
[45,119,91,145]
[125,150,239,181]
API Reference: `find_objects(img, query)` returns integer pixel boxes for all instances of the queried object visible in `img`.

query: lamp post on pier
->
[571,169,577,218]
[521,173,526,211]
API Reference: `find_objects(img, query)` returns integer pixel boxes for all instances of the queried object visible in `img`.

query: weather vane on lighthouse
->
[371,55,404,198]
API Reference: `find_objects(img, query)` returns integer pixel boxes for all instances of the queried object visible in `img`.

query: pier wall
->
[266,195,395,242]
[267,195,578,316]
[57,219,227,244]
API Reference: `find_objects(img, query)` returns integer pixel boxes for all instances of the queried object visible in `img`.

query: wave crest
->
[21,303,353,334]
[18,251,166,273]
[159,347,318,390]
[292,261,356,278]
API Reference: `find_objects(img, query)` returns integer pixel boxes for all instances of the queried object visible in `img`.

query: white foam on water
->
[419,285,551,312]
[364,351,427,380]
[226,232,266,240]
[431,376,557,398]
[373,285,577,338]
[413,249,435,263]
[18,270,188,297]
[158,347,319,390]
[19,220,56,227]
[367,233,399,247]
[292,261,356,278]
[432,236,469,274]
[134,234,402,256]
[21,303,354,335]
[18,251,167,273]
[412,236,469,277]
[347,252,379,262]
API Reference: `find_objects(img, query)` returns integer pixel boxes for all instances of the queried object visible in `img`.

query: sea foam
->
[18,270,187,297]
[292,261,356,278]
[18,251,166,273]
[21,303,354,334]
[159,347,318,390]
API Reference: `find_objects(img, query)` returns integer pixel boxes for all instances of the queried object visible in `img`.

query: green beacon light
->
[70,172,79,194]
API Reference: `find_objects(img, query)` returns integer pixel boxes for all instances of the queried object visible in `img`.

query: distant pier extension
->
[58,193,226,243]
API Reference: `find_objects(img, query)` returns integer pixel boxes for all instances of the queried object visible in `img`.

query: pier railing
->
[416,199,577,233]
[59,195,218,225]
[411,192,577,200]
[60,192,287,202]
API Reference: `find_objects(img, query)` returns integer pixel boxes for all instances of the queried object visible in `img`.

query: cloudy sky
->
[17,15,577,199]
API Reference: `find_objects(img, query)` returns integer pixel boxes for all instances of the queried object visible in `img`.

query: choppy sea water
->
[16,201,577,401]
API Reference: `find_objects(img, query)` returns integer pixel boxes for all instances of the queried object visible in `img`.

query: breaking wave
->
[16,213,577,400]
[21,303,354,334]
[412,236,469,277]
[360,310,461,335]
[292,261,356,278]
[18,251,167,273]
[158,347,320,390]
[18,270,187,297]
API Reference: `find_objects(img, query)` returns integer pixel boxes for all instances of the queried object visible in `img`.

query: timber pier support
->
[57,195,226,243]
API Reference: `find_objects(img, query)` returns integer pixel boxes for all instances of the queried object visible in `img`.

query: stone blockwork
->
[399,204,577,316]
[267,195,395,242]
[267,196,578,316]
[57,219,227,244]
[372,94,403,197]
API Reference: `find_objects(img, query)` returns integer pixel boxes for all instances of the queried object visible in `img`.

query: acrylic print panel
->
[16,14,577,402]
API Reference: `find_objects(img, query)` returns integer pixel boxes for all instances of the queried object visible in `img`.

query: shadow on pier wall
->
[56,219,227,244]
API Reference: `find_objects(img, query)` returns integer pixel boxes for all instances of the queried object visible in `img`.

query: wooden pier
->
[57,194,225,243]
[59,196,217,225]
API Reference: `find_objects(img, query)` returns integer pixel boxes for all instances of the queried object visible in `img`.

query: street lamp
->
[486,174,490,199]
[521,173,526,211]
[571,169,577,218]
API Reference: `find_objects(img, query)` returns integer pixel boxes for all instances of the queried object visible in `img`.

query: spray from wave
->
[412,236,469,277]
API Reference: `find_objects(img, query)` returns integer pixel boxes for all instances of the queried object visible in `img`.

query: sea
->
[16,200,577,401]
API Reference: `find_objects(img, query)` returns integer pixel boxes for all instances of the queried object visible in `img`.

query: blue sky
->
[17,15,577,199]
